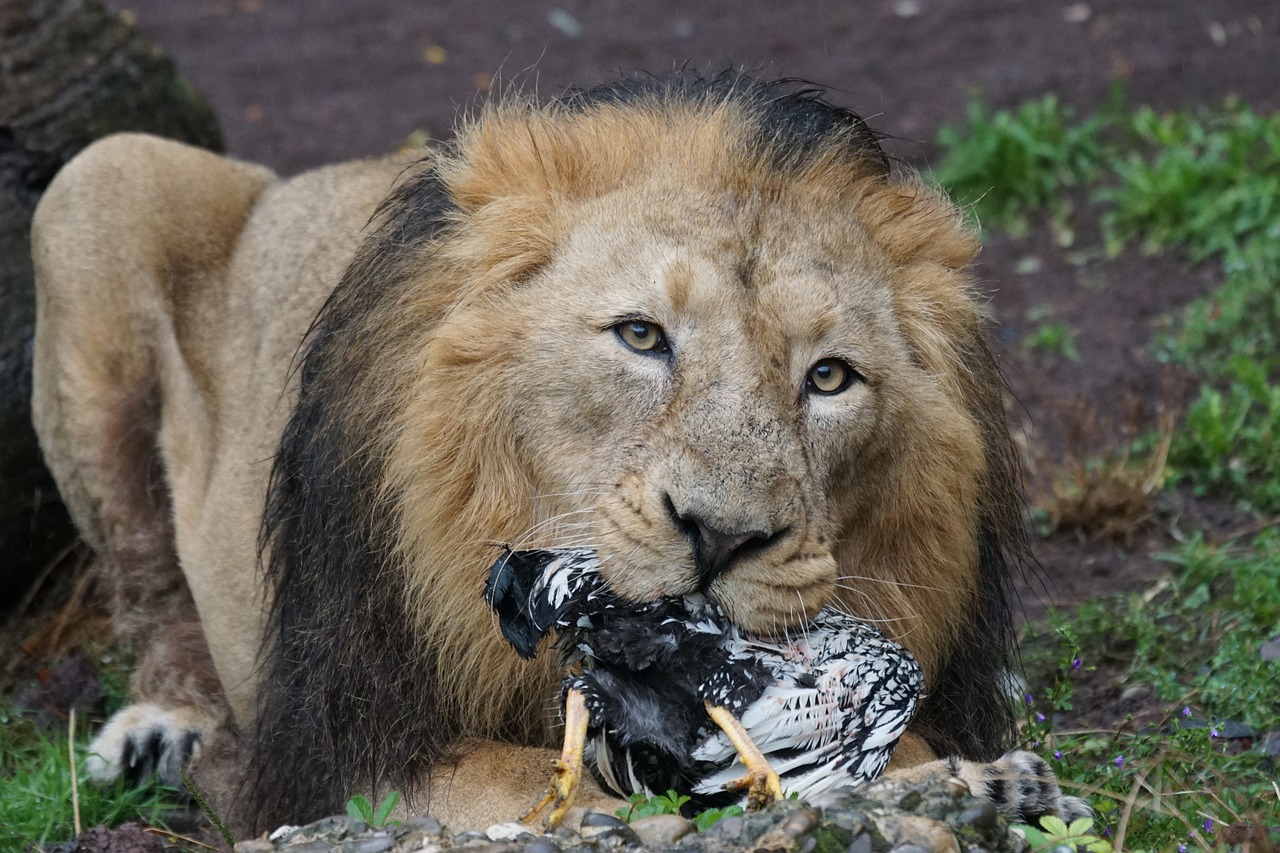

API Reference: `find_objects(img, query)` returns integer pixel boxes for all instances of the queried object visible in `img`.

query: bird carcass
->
[483,547,925,827]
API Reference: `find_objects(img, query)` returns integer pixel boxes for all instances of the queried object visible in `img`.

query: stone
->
[956,802,999,832]
[847,833,873,853]
[630,814,694,846]
[350,836,395,853]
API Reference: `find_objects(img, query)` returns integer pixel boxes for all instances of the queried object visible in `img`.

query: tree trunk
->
[0,0,222,606]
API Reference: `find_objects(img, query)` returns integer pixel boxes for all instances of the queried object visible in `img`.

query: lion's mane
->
[252,72,1025,830]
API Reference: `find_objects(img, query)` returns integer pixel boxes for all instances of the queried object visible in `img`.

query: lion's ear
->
[444,107,563,213]
[851,177,980,272]
[432,107,583,285]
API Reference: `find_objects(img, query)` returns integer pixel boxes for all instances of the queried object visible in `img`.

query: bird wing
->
[691,611,924,803]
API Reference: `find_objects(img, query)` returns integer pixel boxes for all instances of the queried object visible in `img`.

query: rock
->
[875,815,959,853]
[488,822,534,841]
[847,833,873,853]
[0,0,222,605]
[956,802,999,832]
[630,814,694,846]
[1260,635,1280,662]
[351,836,396,853]
[237,777,1028,852]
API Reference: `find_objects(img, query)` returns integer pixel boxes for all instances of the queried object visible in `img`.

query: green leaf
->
[346,795,372,822]
[373,790,400,825]
[1039,814,1070,837]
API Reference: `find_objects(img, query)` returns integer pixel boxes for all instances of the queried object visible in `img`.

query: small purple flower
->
[1024,692,1034,704]
[1114,754,1125,769]
[1032,740,1040,748]
[1072,658,1082,670]
[1053,750,1062,759]
[1178,846,1187,853]
[1204,819,1213,834]
[1210,727,1220,738]
[1102,828,1113,838]
[1036,712,1046,723]
[1182,706,1192,717]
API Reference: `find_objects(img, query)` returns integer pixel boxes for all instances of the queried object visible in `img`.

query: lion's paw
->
[953,750,1092,823]
[84,702,208,787]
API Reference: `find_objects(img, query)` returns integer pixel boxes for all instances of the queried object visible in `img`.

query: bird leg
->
[522,687,590,828]
[704,702,784,811]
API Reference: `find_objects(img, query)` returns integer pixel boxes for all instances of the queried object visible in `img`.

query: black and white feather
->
[484,547,925,808]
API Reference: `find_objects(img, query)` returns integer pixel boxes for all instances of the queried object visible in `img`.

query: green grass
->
[0,704,188,849]
[936,95,1280,511]
[937,93,1280,851]
[1020,531,1280,851]
[934,95,1110,236]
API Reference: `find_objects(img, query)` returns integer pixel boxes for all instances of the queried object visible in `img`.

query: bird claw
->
[522,757,580,828]
[724,763,784,811]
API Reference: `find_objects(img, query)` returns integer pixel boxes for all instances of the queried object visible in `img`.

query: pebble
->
[580,813,629,830]
[524,839,560,853]
[957,801,1000,832]
[487,822,532,841]
[1260,635,1280,662]
[847,833,873,853]
[350,836,395,853]
[630,814,694,845]
[705,814,745,839]
[402,816,444,836]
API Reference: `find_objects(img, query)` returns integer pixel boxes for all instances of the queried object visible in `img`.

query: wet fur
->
[33,72,1027,833]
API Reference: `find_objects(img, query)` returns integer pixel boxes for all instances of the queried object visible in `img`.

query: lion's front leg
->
[424,740,627,831]
[884,733,1092,823]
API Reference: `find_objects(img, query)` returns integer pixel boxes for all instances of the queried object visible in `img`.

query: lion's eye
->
[807,358,860,395]
[615,320,669,354]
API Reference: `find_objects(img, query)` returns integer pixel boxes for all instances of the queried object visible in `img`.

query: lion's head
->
[253,72,1024,827]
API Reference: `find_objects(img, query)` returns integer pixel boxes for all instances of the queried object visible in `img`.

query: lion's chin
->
[712,570,837,637]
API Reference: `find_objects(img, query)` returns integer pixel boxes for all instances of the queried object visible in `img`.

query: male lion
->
[31,73,1086,834]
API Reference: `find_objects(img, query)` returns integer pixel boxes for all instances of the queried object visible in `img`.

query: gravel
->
[234,777,1033,853]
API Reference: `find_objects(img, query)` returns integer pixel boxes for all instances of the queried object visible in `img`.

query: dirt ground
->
[4,1,1278,846]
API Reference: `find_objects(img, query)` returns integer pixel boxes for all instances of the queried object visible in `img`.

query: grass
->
[936,92,1280,850]
[0,702,188,849]
[1019,532,1280,851]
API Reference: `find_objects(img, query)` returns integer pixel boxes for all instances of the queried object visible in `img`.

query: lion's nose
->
[664,494,786,589]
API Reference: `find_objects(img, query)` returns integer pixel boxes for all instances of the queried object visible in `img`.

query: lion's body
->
[31,74,1084,835]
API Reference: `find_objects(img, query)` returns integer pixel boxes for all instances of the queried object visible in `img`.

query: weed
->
[1020,531,1280,850]
[346,790,401,827]
[1098,102,1280,264]
[1015,815,1111,853]
[1042,411,1172,542]
[934,95,1111,235]
[0,706,187,849]
[1168,358,1280,512]
[616,789,744,830]
[1024,320,1081,361]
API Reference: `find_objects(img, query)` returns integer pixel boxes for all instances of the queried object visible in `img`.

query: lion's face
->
[386,95,994,680]
[471,175,973,636]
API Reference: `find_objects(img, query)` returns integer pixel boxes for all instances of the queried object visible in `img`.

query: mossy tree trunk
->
[0,0,222,606]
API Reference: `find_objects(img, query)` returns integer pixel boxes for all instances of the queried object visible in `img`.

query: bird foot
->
[521,757,580,828]
[724,763,784,811]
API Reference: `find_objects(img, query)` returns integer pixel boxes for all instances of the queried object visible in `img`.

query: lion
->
[30,72,1087,836]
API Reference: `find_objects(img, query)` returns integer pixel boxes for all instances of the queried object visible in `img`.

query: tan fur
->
[32,84,1076,834]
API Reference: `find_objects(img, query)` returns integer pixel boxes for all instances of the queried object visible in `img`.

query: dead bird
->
[484,547,925,827]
